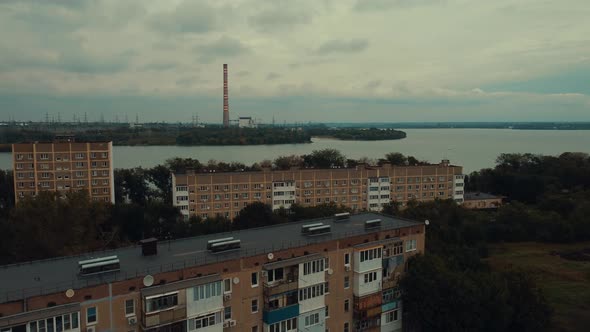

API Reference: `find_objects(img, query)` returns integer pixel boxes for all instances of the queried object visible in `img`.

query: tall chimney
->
[223,64,229,128]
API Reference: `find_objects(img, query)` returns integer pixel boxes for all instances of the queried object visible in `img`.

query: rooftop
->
[0,212,421,303]
[464,192,502,200]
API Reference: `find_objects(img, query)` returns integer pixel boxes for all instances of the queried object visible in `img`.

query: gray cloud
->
[315,39,369,55]
[267,72,281,80]
[141,62,178,71]
[249,8,312,31]
[354,0,445,11]
[195,36,250,63]
[149,1,219,34]
[365,80,382,90]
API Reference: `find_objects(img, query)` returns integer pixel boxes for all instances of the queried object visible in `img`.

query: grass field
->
[487,242,590,332]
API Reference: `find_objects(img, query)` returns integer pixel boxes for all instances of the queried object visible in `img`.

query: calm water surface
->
[1,129,589,173]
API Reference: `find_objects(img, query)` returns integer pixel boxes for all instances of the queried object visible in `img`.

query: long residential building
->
[0,212,425,332]
[11,138,115,204]
[173,160,464,220]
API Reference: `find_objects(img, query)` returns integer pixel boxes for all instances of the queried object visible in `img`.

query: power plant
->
[222,64,229,128]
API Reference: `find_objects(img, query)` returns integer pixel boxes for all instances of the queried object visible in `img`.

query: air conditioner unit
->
[224,293,232,301]
[229,320,237,327]
[86,327,95,332]
[223,321,230,328]
[127,316,137,325]
[345,265,351,272]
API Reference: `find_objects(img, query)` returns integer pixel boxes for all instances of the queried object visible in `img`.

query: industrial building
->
[0,212,425,332]
[11,137,115,204]
[172,160,464,220]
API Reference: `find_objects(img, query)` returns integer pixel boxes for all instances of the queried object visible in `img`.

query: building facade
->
[172,160,464,220]
[238,117,256,128]
[0,213,425,332]
[11,139,115,204]
[463,192,503,209]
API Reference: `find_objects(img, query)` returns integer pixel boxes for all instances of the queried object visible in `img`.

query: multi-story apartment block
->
[0,212,425,332]
[173,160,464,220]
[11,138,114,204]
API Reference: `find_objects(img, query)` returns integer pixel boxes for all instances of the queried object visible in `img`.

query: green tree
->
[303,149,346,168]
[384,152,407,166]
[233,202,284,229]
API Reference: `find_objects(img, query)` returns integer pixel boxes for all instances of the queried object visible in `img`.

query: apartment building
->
[11,138,114,204]
[173,160,464,220]
[0,212,425,332]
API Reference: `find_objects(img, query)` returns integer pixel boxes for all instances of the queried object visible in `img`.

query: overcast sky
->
[1,0,589,123]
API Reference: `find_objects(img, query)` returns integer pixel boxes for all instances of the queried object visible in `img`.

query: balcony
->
[382,278,398,290]
[354,292,382,313]
[263,274,297,297]
[263,304,299,325]
[142,305,187,329]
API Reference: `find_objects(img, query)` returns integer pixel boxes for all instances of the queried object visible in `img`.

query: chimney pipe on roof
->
[140,238,158,256]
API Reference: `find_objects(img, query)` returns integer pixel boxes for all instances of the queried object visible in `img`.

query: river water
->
[1,129,589,173]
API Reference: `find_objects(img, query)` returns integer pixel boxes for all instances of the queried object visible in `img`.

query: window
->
[344,276,350,289]
[303,259,325,275]
[29,313,78,332]
[223,279,232,293]
[325,305,329,318]
[344,299,349,312]
[189,312,221,330]
[269,318,296,332]
[147,293,179,312]
[385,310,399,323]
[252,327,258,332]
[251,272,259,287]
[193,282,222,301]
[360,247,382,262]
[224,306,232,320]
[304,313,320,327]
[344,322,349,332]
[406,239,417,252]
[251,299,258,313]
[363,271,378,283]
[86,307,97,324]
[123,299,135,316]
[393,241,403,255]
[298,283,326,301]
[344,253,350,265]
[267,268,284,283]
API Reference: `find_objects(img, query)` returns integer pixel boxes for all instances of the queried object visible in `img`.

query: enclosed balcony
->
[263,303,300,325]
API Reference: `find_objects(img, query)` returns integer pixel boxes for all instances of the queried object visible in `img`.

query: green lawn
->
[487,242,590,332]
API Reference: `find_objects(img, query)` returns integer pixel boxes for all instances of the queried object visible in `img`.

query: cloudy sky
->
[1,0,589,123]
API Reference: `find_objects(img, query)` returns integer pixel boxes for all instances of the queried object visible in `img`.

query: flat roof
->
[0,212,421,303]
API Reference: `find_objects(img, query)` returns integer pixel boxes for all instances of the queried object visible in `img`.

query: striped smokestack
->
[223,64,229,128]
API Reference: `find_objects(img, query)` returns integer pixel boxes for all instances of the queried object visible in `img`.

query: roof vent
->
[301,222,324,234]
[209,238,241,253]
[365,219,382,229]
[334,212,350,221]
[207,237,235,250]
[78,256,120,276]
[140,238,158,256]
[305,224,331,236]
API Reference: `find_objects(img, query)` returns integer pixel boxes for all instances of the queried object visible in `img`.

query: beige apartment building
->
[172,160,464,220]
[11,138,115,204]
[0,212,424,332]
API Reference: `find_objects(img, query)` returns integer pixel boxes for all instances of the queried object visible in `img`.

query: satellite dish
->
[233,277,240,285]
[143,275,154,287]
[425,220,430,225]
[327,268,334,275]
[267,253,274,260]
[65,289,75,298]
